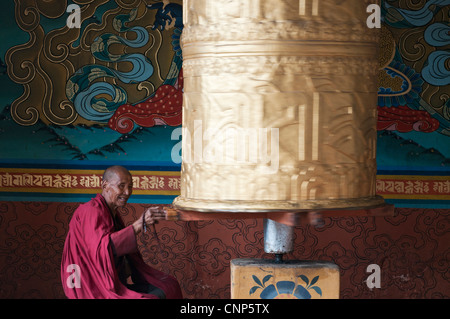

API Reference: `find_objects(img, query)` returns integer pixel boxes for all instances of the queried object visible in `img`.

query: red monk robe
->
[61,194,182,299]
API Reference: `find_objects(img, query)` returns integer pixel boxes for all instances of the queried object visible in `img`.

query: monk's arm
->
[110,226,138,256]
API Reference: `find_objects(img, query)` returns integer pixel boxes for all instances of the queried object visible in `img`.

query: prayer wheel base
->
[231,258,339,299]
[173,195,386,213]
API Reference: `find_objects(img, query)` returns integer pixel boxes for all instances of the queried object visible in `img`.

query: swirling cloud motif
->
[424,23,450,47]
[71,79,127,123]
[422,51,450,87]
[108,5,184,134]
[377,4,449,136]
[383,0,450,27]
[68,20,154,123]
[423,23,450,86]
[67,54,154,123]
[92,26,150,61]
[5,1,169,127]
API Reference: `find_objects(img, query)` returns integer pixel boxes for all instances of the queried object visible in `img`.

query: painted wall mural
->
[375,0,450,207]
[0,0,449,207]
[6,0,183,130]
[0,0,184,203]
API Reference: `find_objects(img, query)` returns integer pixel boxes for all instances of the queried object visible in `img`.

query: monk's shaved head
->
[101,166,133,211]
[102,165,131,182]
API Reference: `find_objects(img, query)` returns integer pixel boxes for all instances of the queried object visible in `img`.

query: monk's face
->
[102,170,133,211]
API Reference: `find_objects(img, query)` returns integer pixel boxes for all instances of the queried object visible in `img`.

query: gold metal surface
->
[174,0,385,213]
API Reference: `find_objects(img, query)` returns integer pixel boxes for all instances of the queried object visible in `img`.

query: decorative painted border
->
[376,166,450,208]
[0,168,180,195]
[376,175,450,200]
[1,166,448,208]
[0,166,180,204]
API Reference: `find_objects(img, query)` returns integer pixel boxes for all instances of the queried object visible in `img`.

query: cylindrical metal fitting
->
[264,219,294,255]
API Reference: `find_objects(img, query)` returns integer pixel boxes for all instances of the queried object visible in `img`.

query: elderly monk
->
[61,165,182,299]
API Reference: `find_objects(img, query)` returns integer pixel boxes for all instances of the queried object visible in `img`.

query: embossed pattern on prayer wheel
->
[173,0,385,213]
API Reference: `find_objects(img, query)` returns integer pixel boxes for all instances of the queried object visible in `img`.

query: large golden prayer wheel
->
[173,0,385,213]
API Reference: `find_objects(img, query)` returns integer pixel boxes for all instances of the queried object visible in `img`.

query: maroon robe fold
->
[61,194,182,299]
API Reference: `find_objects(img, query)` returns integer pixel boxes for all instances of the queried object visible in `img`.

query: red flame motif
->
[108,69,183,134]
[377,105,440,133]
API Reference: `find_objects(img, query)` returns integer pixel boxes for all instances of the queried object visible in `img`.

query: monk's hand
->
[143,206,166,225]
[133,206,166,234]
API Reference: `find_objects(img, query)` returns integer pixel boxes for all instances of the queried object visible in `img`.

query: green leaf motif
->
[299,275,309,286]
[249,286,260,295]
[309,275,319,287]
[310,286,322,297]
[262,275,273,287]
[252,275,263,287]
